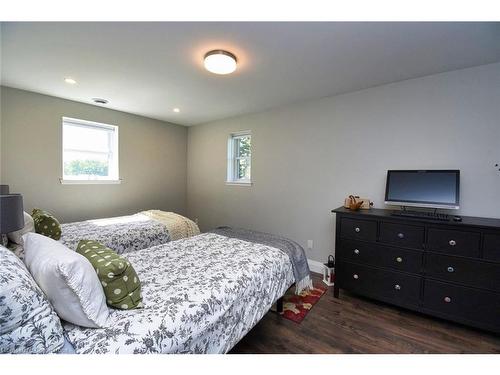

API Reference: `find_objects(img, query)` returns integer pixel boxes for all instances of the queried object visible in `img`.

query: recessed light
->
[173,108,180,113]
[204,50,237,75]
[64,77,77,84]
[92,98,108,105]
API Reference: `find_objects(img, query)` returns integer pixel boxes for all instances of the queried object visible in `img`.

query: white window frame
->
[226,130,252,186]
[61,117,120,184]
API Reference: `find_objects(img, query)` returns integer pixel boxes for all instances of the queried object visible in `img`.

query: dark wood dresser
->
[332,207,500,333]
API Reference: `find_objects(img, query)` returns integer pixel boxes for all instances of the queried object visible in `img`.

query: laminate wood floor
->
[230,273,500,354]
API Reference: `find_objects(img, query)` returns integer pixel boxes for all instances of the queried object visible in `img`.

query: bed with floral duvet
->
[62,229,310,354]
[59,210,200,254]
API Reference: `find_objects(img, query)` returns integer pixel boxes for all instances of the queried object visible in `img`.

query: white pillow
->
[7,211,35,245]
[23,233,109,328]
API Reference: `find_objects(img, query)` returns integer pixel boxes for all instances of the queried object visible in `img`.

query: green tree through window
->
[64,160,109,176]
[237,136,251,179]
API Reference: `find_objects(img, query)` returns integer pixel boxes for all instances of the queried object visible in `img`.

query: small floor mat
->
[281,284,327,323]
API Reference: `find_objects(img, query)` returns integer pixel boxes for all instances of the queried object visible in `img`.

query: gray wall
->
[3,63,499,262]
[187,62,500,262]
[1,87,188,223]
[0,25,3,181]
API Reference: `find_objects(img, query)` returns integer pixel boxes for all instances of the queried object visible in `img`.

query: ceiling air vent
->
[92,98,108,105]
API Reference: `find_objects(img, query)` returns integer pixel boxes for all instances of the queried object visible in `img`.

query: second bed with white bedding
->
[60,214,170,254]
[60,210,199,253]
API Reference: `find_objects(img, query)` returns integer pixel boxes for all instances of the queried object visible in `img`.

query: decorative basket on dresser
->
[332,207,500,333]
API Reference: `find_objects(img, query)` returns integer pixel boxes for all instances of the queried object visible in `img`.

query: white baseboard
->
[307,259,324,274]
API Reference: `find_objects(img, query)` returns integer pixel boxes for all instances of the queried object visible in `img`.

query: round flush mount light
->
[64,77,77,84]
[204,50,237,75]
[92,98,108,105]
[173,108,180,113]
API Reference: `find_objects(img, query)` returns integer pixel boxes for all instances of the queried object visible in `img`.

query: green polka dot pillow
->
[31,208,62,240]
[76,240,143,310]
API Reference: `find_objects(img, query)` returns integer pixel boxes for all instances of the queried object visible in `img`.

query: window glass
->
[227,132,251,184]
[62,117,119,181]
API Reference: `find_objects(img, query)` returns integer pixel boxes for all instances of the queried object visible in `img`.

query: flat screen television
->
[384,170,460,209]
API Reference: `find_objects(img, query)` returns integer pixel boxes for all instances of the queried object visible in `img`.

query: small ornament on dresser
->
[323,255,335,286]
[344,195,373,211]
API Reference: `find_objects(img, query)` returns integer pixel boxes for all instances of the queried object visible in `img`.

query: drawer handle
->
[447,266,455,273]
[396,256,403,263]
[354,249,360,255]
[394,284,401,290]
[449,240,456,246]
[353,274,359,279]
[354,227,361,233]
[397,233,405,239]
[444,296,452,303]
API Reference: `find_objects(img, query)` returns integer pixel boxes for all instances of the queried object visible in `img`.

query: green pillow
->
[76,240,143,310]
[32,208,62,240]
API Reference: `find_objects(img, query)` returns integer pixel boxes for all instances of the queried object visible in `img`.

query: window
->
[62,117,119,184]
[227,131,251,185]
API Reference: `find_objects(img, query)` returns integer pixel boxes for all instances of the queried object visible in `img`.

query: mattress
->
[63,233,295,354]
[60,213,171,253]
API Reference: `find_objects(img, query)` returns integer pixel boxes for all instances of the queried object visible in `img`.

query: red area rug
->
[281,284,327,323]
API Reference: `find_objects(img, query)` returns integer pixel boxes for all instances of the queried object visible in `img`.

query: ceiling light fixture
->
[173,108,180,113]
[64,77,77,84]
[204,50,237,75]
[92,98,108,105]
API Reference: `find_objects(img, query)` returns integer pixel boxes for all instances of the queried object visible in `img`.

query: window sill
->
[225,181,253,186]
[60,179,122,185]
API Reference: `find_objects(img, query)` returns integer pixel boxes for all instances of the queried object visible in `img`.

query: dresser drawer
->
[423,280,500,332]
[484,234,500,262]
[424,253,500,292]
[379,222,424,249]
[427,228,480,258]
[338,239,422,274]
[337,261,421,307]
[340,218,377,241]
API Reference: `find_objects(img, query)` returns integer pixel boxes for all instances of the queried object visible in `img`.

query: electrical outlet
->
[307,240,313,250]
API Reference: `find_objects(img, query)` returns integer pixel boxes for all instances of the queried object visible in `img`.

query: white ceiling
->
[1,22,500,126]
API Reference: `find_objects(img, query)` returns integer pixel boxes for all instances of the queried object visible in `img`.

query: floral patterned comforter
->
[63,233,294,354]
[60,214,171,253]
[0,246,64,354]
